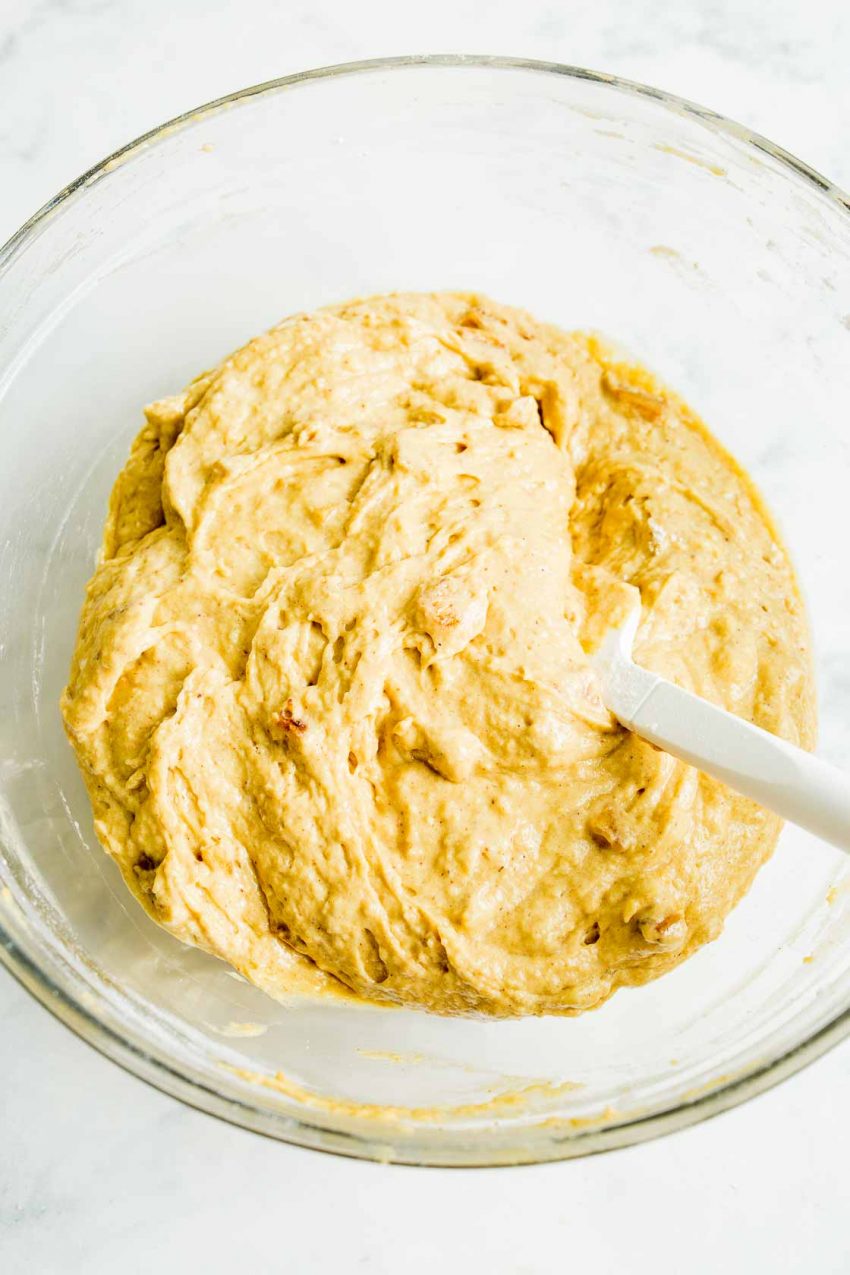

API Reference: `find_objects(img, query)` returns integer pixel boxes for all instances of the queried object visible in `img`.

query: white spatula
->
[593,602,850,853]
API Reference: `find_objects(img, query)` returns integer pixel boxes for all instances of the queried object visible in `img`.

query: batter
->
[62,293,815,1016]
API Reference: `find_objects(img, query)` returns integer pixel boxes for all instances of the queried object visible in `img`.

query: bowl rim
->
[2,52,850,1167]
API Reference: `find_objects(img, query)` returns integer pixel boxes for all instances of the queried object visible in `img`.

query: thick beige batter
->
[62,293,815,1017]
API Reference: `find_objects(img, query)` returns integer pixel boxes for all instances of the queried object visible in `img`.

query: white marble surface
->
[2,2,850,1271]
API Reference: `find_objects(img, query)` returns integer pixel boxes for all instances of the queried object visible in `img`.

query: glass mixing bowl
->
[2,55,850,1167]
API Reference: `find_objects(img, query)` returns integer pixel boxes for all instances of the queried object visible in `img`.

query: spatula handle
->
[608,663,850,853]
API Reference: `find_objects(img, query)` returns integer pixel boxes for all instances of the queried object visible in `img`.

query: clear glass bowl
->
[2,56,850,1167]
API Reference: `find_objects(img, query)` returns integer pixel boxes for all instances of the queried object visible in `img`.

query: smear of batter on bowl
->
[62,292,815,1017]
[225,1063,582,1126]
[652,142,728,178]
